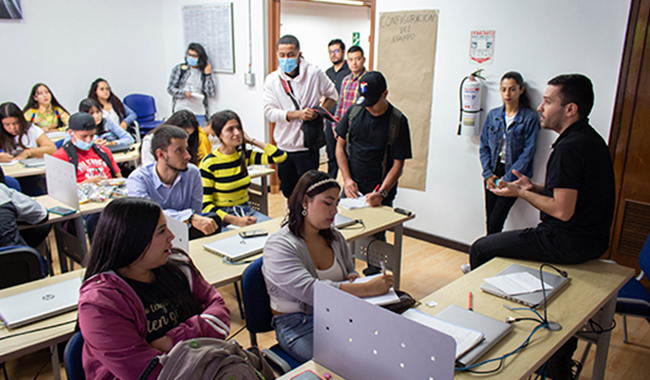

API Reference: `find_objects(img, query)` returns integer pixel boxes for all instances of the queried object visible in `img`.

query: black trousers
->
[484,186,517,235]
[469,226,592,270]
[325,121,338,178]
[278,150,320,199]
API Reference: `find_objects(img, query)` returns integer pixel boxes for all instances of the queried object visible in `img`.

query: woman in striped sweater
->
[200,110,287,230]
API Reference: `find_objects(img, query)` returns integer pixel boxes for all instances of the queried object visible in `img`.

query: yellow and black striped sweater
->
[200,144,286,219]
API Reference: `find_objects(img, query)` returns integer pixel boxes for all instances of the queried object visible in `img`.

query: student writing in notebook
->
[262,170,393,363]
[78,197,230,379]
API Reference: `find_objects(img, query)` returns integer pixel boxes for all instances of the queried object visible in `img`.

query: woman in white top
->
[262,170,393,363]
[0,102,56,162]
[88,78,137,131]
[166,43,215,127]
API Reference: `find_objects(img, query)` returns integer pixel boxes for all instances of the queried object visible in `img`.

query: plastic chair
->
[55,139,64,149]
[123,94,163,135]
[4,176,21,192]
[63,331,85,380]
[0,245,46,289]
[616,233,650,343]
[241,257,301,374]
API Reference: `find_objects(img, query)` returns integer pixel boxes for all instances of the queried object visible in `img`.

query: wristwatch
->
[187,213,195,226]
[380,189,388,199]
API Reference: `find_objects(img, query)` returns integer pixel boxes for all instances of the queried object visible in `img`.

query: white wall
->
[161,0,269,141]
[376,0,630,245]
[280,1,371,73]
[0,0,167,119]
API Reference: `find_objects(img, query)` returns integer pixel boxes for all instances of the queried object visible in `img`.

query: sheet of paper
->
[403,309,484,359]
[484,272,554,296]
[339,196,369,210]
[352,274,400,306]
[0,160,18,166]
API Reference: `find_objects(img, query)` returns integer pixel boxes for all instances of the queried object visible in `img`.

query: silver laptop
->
[0,276,82,328]
[435,305,512,366]
[480,263,570,308]
[203,234,268,261]
[332,213,357,229]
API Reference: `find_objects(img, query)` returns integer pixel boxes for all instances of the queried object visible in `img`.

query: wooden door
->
[608,0,650,278]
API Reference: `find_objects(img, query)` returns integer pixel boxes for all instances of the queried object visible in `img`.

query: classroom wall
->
[0,0,168,120]
[160,0,269,141]
[280,1,372,73]
[375,0,631,245]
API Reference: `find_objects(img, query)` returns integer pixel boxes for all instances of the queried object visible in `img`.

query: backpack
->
[62,141,117,178]
[143,338,276,380]
[346,104,403,179]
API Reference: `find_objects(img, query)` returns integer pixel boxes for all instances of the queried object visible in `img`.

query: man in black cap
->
[335,71,412,208]
[53,112,122,185]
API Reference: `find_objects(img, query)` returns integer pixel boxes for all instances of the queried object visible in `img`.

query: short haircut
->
[277,34,300,50]
[328,39,345,51]
[347,45,363,56]
[150,124,188,160]
[547,74,594,119]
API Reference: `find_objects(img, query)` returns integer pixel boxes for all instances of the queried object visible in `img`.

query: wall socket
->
[244,72,255,86]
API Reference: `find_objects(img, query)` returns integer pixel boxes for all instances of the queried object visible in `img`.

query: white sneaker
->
[461,264,471,274]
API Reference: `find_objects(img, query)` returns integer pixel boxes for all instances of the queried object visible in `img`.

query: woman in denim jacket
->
[479,72,539,234]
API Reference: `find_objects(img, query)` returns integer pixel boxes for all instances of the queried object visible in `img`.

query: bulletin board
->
[376,10,439,192]
[183,3,235,73]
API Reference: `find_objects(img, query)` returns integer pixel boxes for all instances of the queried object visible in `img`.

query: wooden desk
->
[0,270,85,380]
[281,258,634,380]
[2,145,140,178]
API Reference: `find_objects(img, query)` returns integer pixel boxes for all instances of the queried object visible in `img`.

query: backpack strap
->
[92,145,117,178]
[63,142,117,178]
[381,107,402,180]
[345,104,363,154]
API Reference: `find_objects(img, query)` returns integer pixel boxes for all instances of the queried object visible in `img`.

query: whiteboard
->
[183,3,235,73]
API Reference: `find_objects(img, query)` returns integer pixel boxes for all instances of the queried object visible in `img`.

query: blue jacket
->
[479,106,539,182]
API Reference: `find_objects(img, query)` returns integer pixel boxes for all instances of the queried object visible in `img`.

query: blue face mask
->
[186,56,199,67]
[279,57,298,74]
[73,136,96,151]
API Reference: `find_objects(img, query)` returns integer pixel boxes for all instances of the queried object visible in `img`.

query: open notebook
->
[352,274,400,306]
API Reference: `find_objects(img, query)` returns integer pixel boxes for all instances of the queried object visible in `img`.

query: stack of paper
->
[403,309,485,359]
[339,196,369,209]
[352,274,400,306]
[483,272,554,296]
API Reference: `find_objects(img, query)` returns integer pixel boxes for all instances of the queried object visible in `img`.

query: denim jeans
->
[218,202,271,232]
[272,312,314,364]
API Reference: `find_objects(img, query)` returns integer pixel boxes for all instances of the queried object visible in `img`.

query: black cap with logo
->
[356,71,387,107]
[68,112,96,131]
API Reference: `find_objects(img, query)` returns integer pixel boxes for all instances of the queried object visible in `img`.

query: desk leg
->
[50,344,61,380]
[260,176,269,215]
[591,296,616,380]
[393,224,403,291]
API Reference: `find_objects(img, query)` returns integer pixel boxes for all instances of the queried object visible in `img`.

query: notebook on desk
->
[203,233,268,261]
[480,263,570,308]
[0,276,82,328]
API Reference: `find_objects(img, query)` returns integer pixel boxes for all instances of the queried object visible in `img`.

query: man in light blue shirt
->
[127,125,220,239]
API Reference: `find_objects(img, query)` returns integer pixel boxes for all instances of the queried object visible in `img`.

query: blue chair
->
[0,245,46,289]
[64,331,85,380]
[616,233,650,343]
[55,139,64,149]
[241,257,301,374]
[123,94,163,136]
[4,176,21,192]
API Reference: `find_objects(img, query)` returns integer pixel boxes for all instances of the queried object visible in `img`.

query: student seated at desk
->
[22,83,70,132]
[140,110,211,167]
[78,197,230,379]
[0,181,51,251]
[88,78,137,131]
[127,125,220,240]
[262,170,393,363]
[61,99,134,147]
[200,110,286,230]
[0,102,57,162]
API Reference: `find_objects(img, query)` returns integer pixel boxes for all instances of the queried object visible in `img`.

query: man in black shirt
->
[325,39,351,178]
[468,74,615,269]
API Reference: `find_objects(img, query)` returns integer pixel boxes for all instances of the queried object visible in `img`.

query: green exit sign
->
[352,32,360,46]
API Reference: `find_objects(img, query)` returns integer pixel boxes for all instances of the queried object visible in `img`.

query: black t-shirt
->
[540,119,615,258]
[325,62,351,113]
[121,275,193,342]
[336,104,412,196]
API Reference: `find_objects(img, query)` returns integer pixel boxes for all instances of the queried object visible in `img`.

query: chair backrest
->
[55,139,64,149]
[4,176,21,191]
[0,246,45,289]
[123,94,157,123]
[64,331,85,380]
[241,257,275,335]
[639,233,650,276]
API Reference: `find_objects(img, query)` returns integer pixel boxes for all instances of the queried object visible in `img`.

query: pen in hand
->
[380,260,386,275]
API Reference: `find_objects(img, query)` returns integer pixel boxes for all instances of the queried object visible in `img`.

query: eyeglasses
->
[329,49,341,55]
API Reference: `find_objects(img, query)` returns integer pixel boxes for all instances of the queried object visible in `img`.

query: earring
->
[302,206,308,216]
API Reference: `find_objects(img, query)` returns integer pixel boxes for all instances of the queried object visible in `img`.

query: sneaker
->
[461,264,471,274]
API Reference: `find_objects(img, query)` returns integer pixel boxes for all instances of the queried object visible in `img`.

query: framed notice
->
[469,30,495,64]
[183,3,235,73]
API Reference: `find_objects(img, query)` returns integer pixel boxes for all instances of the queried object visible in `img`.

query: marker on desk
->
[469,292,473,311]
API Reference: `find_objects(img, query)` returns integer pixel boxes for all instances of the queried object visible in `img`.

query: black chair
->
[241,257,300,374]
[0,245,46,289]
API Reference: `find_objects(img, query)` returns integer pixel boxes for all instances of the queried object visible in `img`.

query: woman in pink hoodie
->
[78,197,230,379]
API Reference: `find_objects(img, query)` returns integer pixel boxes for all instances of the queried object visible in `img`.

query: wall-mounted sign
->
[470,30,495,64]
[352,32,360,46]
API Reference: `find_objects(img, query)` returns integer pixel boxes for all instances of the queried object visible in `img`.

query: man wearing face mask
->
[53,112,122,185]
[263,34,338,198]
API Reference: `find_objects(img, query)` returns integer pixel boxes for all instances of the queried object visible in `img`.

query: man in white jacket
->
[263,35,338,198]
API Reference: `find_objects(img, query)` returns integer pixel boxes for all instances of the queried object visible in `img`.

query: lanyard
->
[280,78,301,111]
